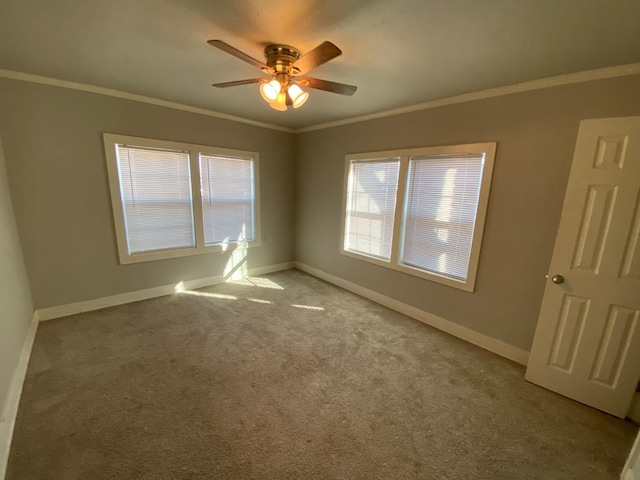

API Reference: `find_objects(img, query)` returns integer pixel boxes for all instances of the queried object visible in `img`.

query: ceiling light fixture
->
[271,91,288,111]
[259,79,280,103]
[287,83,309,109]
[260,76,309,111]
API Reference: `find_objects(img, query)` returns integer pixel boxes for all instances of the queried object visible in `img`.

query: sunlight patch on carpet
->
[291,304,325,311]
[232,277,284,290]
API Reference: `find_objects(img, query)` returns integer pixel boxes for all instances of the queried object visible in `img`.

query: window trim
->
[341,142,496,292]
[104,133,261,265]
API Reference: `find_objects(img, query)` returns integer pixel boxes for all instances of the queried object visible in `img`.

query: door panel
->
[572,185,616,272]
[526,117,640,417]
[548,294,589,372]
[589,305,638,387]
[621,191,640,278]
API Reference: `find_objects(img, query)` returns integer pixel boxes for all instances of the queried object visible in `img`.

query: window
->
[116,145,195,254]
[200,154,255,246]
[400,154,485,281]
[344,158,400,261]
[342,143,496,291]
[104,134,260,264]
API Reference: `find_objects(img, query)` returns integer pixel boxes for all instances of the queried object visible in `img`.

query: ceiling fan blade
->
[212,78,264,88]
[207,40,273,73]
[297,77,357,96]
[292,41,342,75]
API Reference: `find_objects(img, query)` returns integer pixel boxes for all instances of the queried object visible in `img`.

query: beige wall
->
[0,139,33,416]
[295,75,640,352]
[0,78,296,309]
[2,74,640,353]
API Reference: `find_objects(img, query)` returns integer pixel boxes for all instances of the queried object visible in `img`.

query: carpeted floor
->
[7,269,638,479]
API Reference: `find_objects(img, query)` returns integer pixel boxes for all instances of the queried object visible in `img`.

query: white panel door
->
[525,117,640,418]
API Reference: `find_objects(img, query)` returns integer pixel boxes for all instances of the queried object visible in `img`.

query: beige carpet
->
[7,269,638,479]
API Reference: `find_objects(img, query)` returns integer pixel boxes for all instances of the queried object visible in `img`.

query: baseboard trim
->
[295,262,530,366]
[0,311,39,480]
[37,261,295,321]
[628,393,640,424]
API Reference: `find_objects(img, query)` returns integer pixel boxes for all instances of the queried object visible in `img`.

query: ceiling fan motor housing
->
[263,44,302,75]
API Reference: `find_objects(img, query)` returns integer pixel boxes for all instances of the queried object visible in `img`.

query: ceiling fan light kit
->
[259,79,281,103]
[208,39,357,112]
[259,73,308,110]
[287,84,309,108]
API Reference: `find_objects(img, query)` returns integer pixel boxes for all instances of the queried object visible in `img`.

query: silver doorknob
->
[551,275,565,284]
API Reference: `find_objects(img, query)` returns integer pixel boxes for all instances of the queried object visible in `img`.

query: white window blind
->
[400,154,485,281]
[344,159,400,260]
[200,155,255,245]
[116,145,195,254]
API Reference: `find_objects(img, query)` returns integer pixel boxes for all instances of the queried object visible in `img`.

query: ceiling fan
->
[207,39,357,111]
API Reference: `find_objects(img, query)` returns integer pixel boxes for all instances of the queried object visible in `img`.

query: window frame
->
[342,156,402,262]
[341,142,496,292]
[104,133,261,265]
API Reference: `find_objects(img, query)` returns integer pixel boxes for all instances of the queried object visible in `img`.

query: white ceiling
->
[1,0,639,129]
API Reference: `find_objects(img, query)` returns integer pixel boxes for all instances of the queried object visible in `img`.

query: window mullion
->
[390,155,409,267]
[189,150,205,250]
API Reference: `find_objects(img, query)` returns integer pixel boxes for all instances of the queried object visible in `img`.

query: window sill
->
[340,248,476,292]
[118,238,261,265]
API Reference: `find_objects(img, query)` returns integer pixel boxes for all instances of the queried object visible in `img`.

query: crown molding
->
[296,62,640,133]
[2,63,639,135]
[0,69,295,134]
